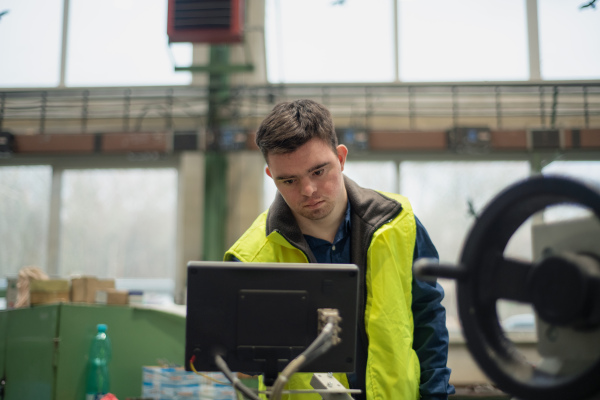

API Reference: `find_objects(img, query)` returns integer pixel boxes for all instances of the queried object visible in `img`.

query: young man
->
[225,99,454,400]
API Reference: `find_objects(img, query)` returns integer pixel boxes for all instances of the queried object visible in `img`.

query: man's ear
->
[265,166,272,178]
[337,145,348,171]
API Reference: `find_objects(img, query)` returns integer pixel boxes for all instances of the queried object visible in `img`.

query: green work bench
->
[0,303,186,400]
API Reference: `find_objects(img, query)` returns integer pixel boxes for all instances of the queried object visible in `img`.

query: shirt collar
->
[332,200,352,244]
[304,200,352,246]
[343,200,352,231]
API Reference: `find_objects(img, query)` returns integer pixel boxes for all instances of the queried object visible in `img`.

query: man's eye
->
[314,169,324,176]
[282,179,294,185]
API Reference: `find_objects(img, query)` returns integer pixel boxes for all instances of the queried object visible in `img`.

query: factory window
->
[66,0,191,86]
[542,160,600,222]
[265,0,599,83]
[265,0,396,83]
[398,0,529,82]
[0,0,191,88]
[400,161,531,332]
[265,0,529,83]
[0,0,63,87]
[538,0,600,80]
[344,161,398,193]
[59,169,177,291]
[0,166,52,277]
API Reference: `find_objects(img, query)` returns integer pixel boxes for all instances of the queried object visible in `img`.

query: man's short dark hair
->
[255,99,338,161]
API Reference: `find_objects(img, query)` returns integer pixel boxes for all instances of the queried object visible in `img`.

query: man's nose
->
[300,177,316,196]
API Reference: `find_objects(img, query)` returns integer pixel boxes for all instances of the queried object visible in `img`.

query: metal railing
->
[1,82,599,135]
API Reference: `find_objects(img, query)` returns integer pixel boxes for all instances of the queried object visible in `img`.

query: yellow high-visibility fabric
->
[224,192,419,400]
[225,209,309,263]
[363,192,419,400]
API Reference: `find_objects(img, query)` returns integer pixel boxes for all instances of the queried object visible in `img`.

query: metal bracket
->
[310,373,359,400]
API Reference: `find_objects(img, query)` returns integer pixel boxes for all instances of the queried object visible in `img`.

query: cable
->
[196,309,341,400]
[300,324,335,366]
[269,318,338,400]
[303,338,335,366]
[190,355,261,399]
[269,356,306,400]
[269,323,333,400]
[189,356,230,385]
[214,354,262,400]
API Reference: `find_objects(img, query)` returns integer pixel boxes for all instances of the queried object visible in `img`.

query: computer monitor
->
[185,261,359,381]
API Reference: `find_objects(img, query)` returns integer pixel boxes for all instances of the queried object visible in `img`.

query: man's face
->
[266,138,348,222]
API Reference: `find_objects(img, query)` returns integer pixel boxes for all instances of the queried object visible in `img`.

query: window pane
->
[344,161,398,193]
[539,0,600,80]
[398,0,528,82]
[0,0,63,87]
[542,161,600,222]
[400,161,530,332]
[66,0,191,86]
[265,0,395,83]
[401,161,531,262]
[0,166,52,275]
[59,169,177,280]
[543,160,600,185]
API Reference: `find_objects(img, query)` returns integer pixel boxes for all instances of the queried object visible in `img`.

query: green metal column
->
[203,152,228,260]
[203,45,231,261]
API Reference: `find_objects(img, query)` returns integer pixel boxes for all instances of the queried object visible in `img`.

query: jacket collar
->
[344,175,403,231]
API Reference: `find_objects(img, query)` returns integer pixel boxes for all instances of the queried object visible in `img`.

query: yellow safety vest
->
[225,191,419,400]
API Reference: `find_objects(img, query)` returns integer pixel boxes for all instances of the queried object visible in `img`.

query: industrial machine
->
[415,175,600,400]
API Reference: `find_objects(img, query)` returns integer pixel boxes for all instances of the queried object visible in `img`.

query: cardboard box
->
[30,279,70,305]
[30,291,70,305]
[71,277,115,303]
[95,288,129,305]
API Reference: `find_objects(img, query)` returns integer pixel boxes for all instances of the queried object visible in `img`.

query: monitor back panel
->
[185,261,359,374]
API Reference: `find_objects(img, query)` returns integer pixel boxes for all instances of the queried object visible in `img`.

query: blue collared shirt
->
[304,202,455,400]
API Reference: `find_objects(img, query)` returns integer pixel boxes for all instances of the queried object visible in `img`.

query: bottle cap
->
[97,324,107,332]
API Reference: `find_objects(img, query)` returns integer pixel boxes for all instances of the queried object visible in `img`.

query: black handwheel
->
[415,175,600,400]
